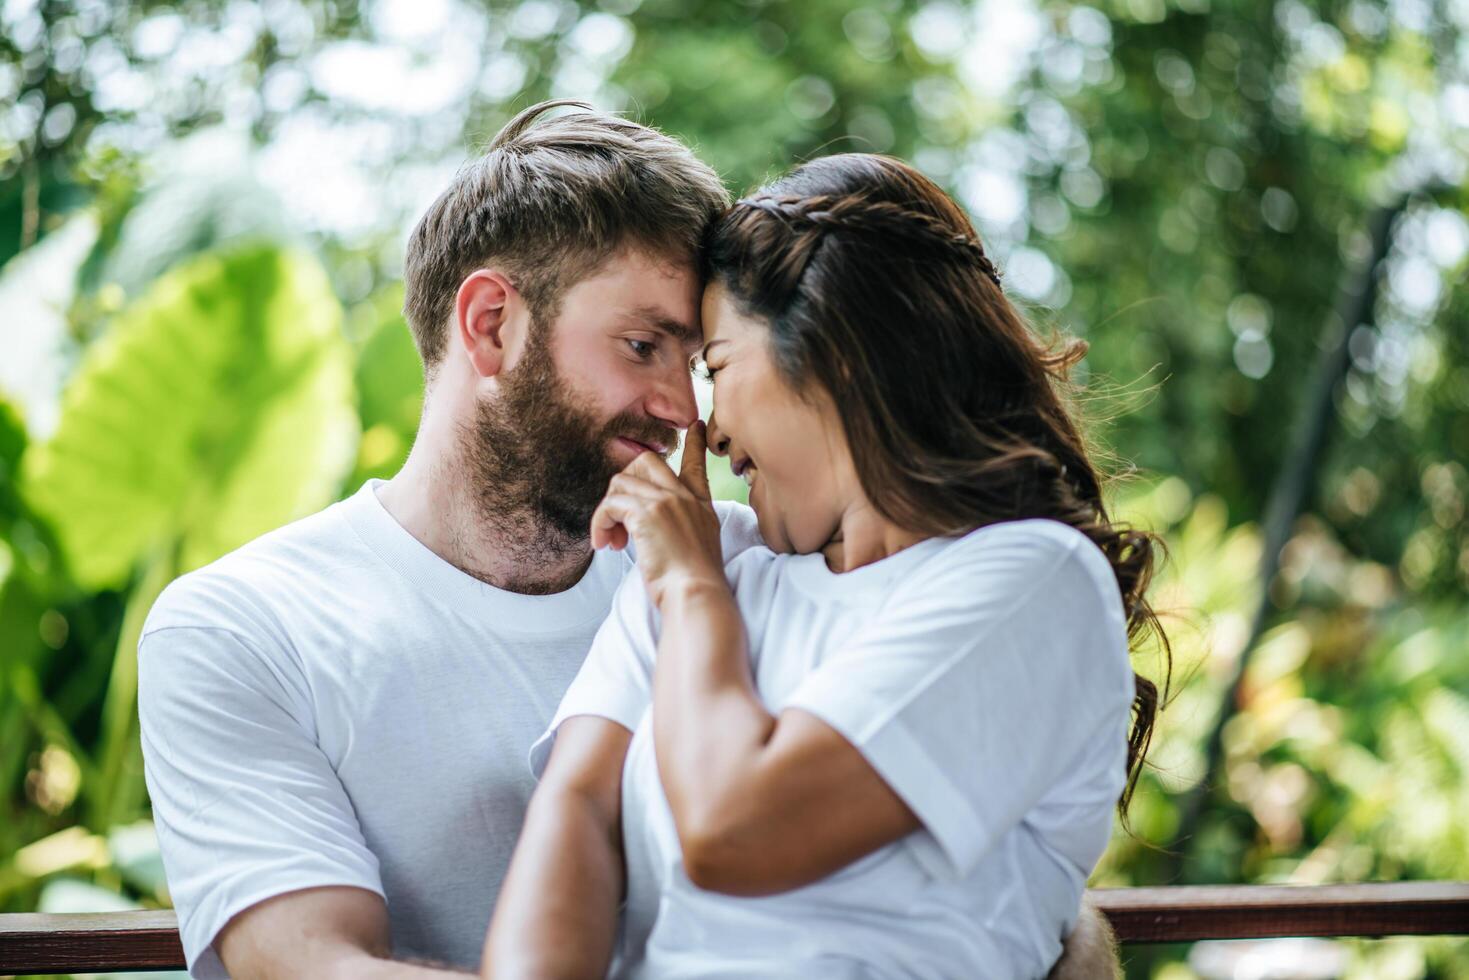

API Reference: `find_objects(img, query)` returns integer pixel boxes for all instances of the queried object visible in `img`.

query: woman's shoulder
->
[927,518,1124,614]
[722,541,784,587]
[921,520,1133,700]
[957,515,1098,551]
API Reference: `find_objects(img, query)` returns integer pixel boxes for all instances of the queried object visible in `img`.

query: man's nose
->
[706,413,731,457]
[648,362,700,431]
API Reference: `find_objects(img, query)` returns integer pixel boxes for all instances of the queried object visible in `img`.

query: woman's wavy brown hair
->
[702,153,1169,816]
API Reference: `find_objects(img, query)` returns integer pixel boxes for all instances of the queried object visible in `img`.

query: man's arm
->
[216,886,473,979]
[139,621,424,976]
[482,716,631,980]
[1046,897,1122,980]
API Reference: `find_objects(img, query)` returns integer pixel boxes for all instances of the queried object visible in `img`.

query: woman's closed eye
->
[690,353,720,381]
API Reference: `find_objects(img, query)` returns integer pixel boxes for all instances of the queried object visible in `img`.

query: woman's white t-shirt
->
[532,518,1137,980]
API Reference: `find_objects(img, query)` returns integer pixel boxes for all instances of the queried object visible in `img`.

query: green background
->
[2,0,1466,976]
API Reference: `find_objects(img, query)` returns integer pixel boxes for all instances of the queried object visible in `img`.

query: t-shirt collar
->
[783,533,954,601]
[341,479,630,633]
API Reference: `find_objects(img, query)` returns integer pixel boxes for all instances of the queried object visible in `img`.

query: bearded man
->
[138,100,758,978]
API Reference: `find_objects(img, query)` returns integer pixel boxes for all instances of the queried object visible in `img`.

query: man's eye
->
[627,339,656,359]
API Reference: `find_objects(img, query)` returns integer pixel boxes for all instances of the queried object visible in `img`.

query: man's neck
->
[376,442,595,597]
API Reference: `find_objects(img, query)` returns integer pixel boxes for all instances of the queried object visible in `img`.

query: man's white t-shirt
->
[137,480,761,978]
[534,518,1137,980]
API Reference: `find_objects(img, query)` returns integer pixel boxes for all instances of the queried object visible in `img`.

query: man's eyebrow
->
[627,306,698,345]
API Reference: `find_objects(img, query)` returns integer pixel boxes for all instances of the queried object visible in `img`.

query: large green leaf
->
[19,245,359,590]
[0,397,26,527]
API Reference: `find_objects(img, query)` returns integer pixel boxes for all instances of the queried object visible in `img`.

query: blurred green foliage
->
[2,0,1466,977]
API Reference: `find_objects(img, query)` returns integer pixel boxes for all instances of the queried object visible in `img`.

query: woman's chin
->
[754,510,822,556]
[753,509,794,555]
[750,484,825,555]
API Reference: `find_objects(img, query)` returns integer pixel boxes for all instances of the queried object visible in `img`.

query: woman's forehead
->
[700,282,764,348]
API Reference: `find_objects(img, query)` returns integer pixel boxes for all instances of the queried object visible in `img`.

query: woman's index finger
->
[679,420,712,500]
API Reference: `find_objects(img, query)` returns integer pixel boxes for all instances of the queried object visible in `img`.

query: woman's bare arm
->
[588,430,920,899]
[482,716,631,980]
[652,580,920,896]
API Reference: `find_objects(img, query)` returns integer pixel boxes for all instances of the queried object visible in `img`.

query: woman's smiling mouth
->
[731,455,757,487]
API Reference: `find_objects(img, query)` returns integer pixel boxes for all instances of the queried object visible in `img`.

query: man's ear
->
[453,269,523,379]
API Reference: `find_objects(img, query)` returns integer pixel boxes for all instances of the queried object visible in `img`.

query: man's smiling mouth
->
[617,436,668,456]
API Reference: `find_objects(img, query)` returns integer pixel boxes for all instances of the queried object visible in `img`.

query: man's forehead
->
[594,244,700,290]
[558,248,704,343]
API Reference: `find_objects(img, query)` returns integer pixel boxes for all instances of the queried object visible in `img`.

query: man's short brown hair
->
[402,100,730,374]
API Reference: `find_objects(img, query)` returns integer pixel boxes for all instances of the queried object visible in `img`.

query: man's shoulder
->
[142,496,367,641]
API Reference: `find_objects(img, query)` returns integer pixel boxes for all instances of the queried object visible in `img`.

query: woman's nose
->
[706,413,732,457]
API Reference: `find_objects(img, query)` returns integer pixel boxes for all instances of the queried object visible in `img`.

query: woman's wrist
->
[655,570,733,612]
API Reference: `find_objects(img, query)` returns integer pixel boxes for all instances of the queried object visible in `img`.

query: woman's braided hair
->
[734,194,1004,289]
[703,153,1169,819]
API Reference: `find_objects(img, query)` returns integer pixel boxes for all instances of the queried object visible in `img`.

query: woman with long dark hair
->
[482,153,1168,979]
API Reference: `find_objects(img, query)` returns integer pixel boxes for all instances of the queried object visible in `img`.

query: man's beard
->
[461,329,679,561]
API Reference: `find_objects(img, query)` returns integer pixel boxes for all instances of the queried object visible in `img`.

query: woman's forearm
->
[482,720,628,980]
[482,787,622,980]
[652,579,776,856]
[650,580,921,897]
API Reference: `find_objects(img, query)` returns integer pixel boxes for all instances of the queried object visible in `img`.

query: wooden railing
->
[1090,882,1469,943]
[1,883,1466,975]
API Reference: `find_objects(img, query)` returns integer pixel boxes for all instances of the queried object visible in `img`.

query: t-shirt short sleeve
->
[713,500,763,562]
[783,522,1136,880]
[528,569,660,777]
[138,623,384,979]
[528,501,762,778]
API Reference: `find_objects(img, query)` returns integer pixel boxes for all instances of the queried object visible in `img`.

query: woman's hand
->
[592,420,726,608]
